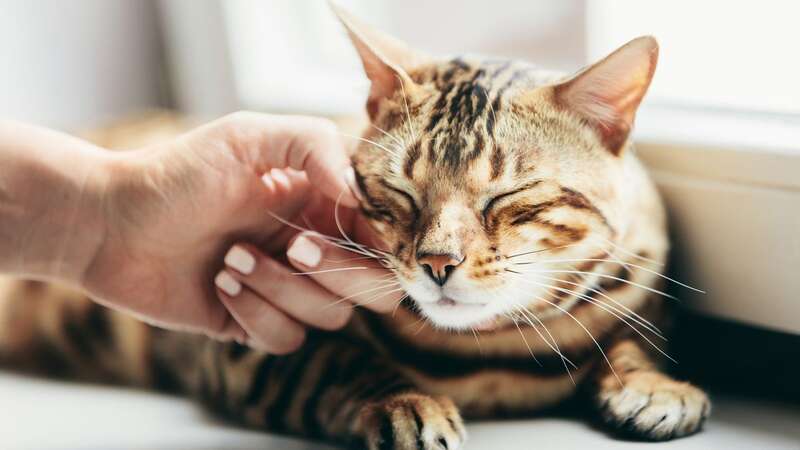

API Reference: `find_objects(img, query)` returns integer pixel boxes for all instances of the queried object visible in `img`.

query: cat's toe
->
[358,392,466,450]
[598,371,710,440]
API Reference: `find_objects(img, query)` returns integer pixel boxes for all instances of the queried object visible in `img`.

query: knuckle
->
[300,118,339,147]
[257,258,291,284]
[369,292,400,313]
[222,110,255,126]
[211,111,256,154]
[271,327,306,355]
[302,116,337,134]
[320,307,353,330]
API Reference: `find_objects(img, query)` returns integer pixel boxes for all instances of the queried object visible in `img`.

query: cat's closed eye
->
[481,182,542,221]
[481,190,519,221]
[380,182,419,219]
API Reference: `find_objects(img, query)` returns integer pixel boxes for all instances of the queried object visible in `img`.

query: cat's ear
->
[331,3,426,119]
[553,36,658,155]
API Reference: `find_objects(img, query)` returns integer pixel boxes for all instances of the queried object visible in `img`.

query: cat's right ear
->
[330,3,426,119]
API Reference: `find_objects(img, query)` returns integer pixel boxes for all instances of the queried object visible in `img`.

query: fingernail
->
[343,167,364,202]
[215,271,242,296]
[287,235,322,267]
[270,168,290,186]
[225,245,256,275]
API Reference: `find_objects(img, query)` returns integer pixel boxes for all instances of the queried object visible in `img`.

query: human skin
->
[0,112,399,353]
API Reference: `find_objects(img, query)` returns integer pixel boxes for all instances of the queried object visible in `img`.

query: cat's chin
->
[415,298,499,331]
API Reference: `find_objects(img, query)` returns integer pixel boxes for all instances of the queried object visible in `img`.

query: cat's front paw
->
[358,392,466,450]
[598,371,710,440]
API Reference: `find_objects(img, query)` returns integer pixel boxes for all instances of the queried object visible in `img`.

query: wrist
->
[35,148,118,286]
[66,149,127,288]
[0,121,121,286]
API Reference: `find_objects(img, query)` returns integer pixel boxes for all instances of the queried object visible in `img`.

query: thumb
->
[216,112,360,208]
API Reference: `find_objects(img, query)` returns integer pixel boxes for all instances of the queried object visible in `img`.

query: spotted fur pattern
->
[0,8,709,449]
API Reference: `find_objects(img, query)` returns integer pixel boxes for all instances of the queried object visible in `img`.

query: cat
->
[0,5,709,449]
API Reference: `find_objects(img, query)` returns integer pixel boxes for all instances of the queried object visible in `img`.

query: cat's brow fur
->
[0,9,710,450]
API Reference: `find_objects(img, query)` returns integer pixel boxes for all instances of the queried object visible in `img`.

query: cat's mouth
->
[415,297,498,331]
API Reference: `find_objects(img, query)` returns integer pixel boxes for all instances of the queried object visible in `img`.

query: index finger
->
[286,233,404,313]
[215,112,360,208]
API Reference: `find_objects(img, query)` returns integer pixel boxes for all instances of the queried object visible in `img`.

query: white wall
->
[157,0,239,119]
[156,0,586,117]
[0,0,164,131]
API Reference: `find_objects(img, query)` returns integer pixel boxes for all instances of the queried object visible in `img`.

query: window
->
[217,0,586,115]
[586,0,800,115]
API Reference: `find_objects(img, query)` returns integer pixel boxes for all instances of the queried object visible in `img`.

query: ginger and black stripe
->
[180,332,416,444]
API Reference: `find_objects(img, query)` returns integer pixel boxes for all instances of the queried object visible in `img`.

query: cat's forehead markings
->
[409,57,549,179]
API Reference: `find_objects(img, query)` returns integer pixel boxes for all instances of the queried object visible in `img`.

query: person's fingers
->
[215,270,307,354]
[214,112,361,208]
[222,243,353,330]
[286,233,403,313]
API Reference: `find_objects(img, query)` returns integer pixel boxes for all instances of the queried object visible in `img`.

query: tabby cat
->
[0,6,709,449]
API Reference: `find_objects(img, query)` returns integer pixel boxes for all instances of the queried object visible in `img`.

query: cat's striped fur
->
[0,7,709,449]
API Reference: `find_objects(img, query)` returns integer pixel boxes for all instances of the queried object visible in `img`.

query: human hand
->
[80,112,383,352]
[214,189,404,352]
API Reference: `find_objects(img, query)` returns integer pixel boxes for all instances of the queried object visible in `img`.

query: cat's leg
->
[591,339,710,440]
[194,334,466,450]
[0,278,154,385]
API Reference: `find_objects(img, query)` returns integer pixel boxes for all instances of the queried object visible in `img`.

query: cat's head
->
[335,6,659,330]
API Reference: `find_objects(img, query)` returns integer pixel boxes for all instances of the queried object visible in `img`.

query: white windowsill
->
[633,105,800,335]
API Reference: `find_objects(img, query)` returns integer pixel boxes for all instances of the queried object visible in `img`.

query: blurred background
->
[1,0,799,448]
[4,0,798,128]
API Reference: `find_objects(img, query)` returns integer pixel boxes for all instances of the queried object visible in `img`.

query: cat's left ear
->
[331,3,427,119]
[552,36,659,155]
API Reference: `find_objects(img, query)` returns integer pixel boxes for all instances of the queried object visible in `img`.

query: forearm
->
[0,121,113,284]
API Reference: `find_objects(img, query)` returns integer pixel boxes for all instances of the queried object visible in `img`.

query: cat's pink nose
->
[418,253,463,286]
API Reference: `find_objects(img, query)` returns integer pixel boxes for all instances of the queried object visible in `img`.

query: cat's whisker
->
[470,327,484,356]
[319,238,386,261]
[321,280,401,310]
[291,266,369,276]
[513,305,578,370]
[403,314,427,330]
[412,320,429,336]
[551,258,666,338]
[322,255,378,264]
[395,74,418,142]
[600,242,702,294]
[370,123,406,149]
[513,257,705,294]
[505,243,580,260]
[592,235,665,266]
[484,87,497,129]
[506,312,541,366]
[266,210,389,261]
[534,274,664,338]
[356,287,406,310]
[331,189,395,268]
[338,132,402,159]
[333,189,359,249]
[391,294,409,317]
[507,304,575,369]
[508,264,673,339]
[514,277,675,363]
[509,304,576,383]
[530,292,622,387]
[332,275,399,300]
[299,213,317,233]
[512,268,679,301]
